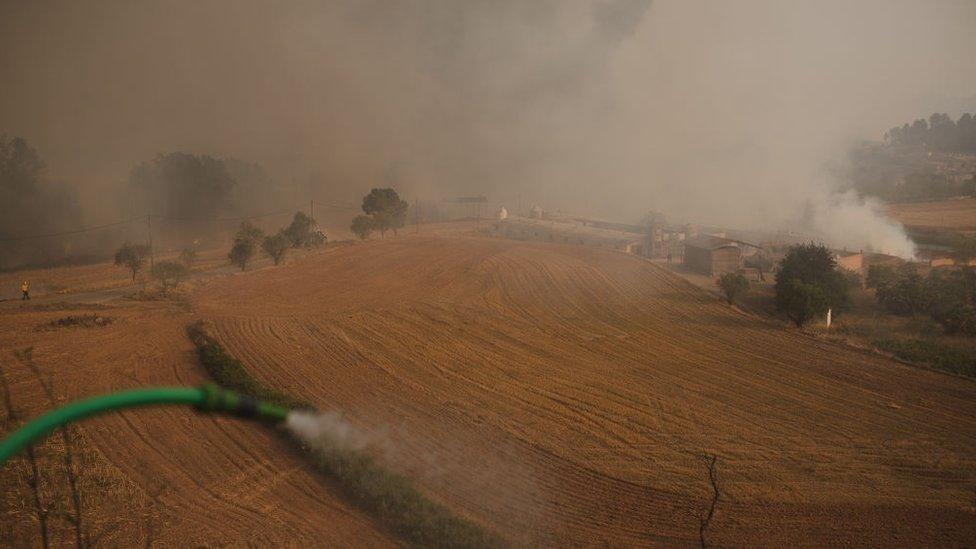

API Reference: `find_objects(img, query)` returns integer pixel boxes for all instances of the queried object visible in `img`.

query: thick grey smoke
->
[2,1,975,256]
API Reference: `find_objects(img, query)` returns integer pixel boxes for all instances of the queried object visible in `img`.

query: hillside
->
[194,232,976,545]
[887,197,976,232]
[2,226,975,545]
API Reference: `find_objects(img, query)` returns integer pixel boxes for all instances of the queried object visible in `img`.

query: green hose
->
[0,384,290,467]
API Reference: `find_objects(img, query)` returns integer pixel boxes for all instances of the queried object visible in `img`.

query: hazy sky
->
[2,0,975,253]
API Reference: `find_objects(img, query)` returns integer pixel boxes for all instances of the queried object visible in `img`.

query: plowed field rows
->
[0,302,394,546]
[887,197,976,231]
[195,233,976,546]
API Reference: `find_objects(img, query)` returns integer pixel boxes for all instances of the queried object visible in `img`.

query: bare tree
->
[0,359,49,548]
[16,347,83,548]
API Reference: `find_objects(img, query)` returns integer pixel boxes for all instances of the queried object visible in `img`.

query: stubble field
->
[2,224,974,545]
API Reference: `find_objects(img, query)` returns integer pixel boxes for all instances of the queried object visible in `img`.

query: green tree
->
[876,265,930,316]
[361,188,408,238]
[716,273,749,305]
[933,303,976,336]
[236,220,264,246]
[0,136,82,268]
[262,232,290,265]
[151,261,189,290]
[114,242,151,281]
[228,221,262,271]
[865,264,897,290]
[127,152,236,230]
[927,267,976,334]
[951,234,976,263]
[228,239,254,271]
[779,279,829,327]
[775,243,850,315]
[283,211,320,248]
[350,215,374,240]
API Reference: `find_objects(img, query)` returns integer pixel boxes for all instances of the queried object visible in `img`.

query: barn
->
[683,234,745,276]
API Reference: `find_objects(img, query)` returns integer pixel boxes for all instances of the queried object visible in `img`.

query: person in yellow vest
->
[20,280,29,300]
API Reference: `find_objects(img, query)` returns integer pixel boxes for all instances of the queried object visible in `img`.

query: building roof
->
[685,234,744,251]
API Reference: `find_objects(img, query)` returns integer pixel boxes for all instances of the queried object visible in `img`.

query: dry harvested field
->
[196,229,975,546]
[0,292,395,545]
[2,223,975,546]
[887,197,976,231]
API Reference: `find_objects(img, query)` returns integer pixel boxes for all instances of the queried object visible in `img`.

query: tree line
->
[713,243,858,328]
[0,135,371,270]
[0,136,84,268]
[720,240,976,337]
[884,112,976,153]
[112,186,412,291]
[867,263,976,336]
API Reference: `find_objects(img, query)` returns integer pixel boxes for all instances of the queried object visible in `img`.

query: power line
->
[0,217,139,243]
[0,203,326,243]
[153,205,306,222]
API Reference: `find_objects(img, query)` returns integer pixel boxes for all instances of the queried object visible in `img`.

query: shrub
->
[716,273,749,305]
[779,279,829,327]
[284,211,321,248]
[151,260,189,290]
[350,215,374,240]
[39,314,113,330]
[876,265,929,316]
[236,220,264,245]
[873,337,976,377]
[932,303,976,336]
[186,322,303,409]
[262,231,290,266]
[951,234,976,263]
[114,242,151,281]
[865,264,897,290]
[228,238,254,271]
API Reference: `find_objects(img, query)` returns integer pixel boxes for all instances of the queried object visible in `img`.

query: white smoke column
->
[803,190,917,258]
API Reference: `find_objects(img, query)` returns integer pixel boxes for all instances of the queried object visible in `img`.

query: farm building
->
[835,251,865,276]
[683,234,754,276]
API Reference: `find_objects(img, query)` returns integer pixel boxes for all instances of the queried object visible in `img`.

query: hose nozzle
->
[195,383,289,422]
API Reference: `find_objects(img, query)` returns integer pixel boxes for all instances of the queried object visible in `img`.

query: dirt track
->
[193,231,976,546]
[2,226,975,546]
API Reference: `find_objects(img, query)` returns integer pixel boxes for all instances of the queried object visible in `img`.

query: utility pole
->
[310,199,314,221]
[146,214,154,269]
[415,197,420,234]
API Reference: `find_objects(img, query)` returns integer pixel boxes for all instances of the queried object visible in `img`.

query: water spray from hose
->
[0,382,506,546]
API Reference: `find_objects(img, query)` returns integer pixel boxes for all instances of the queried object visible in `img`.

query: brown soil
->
[0,302,396,546]
[887,197,976,231]
[2,223,975,546]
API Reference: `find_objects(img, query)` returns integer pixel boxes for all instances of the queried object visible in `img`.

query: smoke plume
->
[3,1,976,256]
